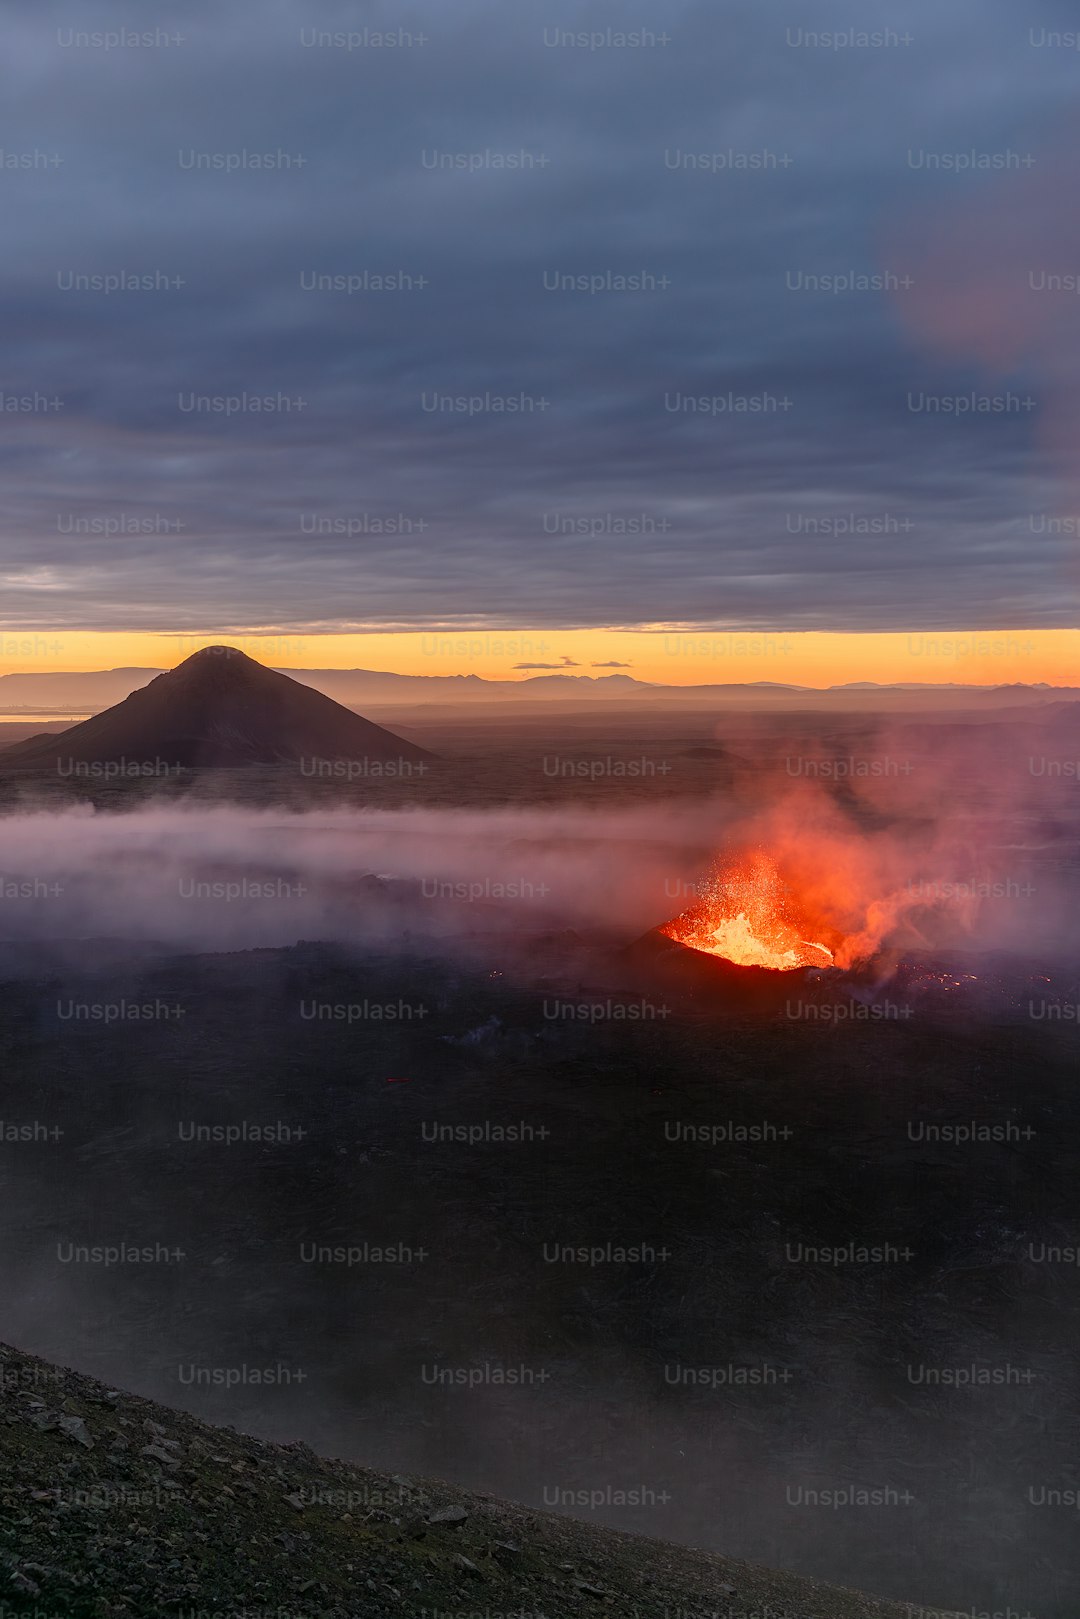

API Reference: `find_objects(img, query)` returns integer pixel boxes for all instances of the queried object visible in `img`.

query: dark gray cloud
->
[0,0,1077,633]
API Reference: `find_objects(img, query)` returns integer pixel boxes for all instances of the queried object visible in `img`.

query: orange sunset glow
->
[0,627,1076,685]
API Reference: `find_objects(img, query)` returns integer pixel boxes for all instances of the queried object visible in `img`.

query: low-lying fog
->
[0,781,1074,967]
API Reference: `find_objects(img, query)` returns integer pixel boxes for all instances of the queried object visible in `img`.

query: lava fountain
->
[660,851,836,971]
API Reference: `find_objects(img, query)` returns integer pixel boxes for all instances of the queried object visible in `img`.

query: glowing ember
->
[660,852,835,971]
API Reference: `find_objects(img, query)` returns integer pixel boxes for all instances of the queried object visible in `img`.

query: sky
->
[2,0,1080,680]
[3,628,1079,688]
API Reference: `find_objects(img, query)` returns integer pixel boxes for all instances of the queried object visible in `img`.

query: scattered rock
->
[141,1443,182,1469]
[57,1415,94,1449]
[427,1505,469,1526]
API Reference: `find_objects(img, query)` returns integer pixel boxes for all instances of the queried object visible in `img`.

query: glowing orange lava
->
[660,852,835,971]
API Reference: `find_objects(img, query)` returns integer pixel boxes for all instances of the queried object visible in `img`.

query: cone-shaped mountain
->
[2,646,433,769]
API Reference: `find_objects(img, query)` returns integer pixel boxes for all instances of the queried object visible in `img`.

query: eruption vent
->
[660,852,835,971]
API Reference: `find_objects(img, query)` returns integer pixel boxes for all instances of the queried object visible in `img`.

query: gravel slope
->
[0,1339,948,1619]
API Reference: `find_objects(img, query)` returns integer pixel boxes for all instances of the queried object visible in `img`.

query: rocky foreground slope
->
[0,1340,942,1619]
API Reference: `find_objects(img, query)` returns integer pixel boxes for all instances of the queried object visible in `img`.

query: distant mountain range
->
[0,664,1077,713]
[1,648,432,769]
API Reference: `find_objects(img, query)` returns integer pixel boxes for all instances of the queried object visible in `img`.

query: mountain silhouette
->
[1,646,433,769]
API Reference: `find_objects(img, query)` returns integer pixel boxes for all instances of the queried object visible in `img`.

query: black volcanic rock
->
[621,925,843,1013]
[0,646,433,769]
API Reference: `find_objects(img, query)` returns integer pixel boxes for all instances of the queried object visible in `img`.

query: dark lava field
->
[1,930,1077,1617]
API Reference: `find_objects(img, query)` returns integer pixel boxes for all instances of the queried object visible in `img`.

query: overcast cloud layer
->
[2,0,1079,634]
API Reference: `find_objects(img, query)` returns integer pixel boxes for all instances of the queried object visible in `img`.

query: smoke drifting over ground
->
[0,766,1069,969]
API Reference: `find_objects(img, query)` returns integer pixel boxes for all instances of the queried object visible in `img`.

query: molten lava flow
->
[661,852,835,971]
